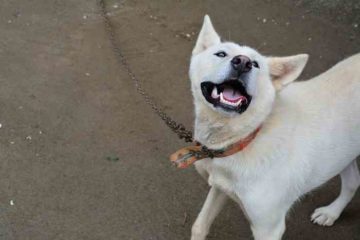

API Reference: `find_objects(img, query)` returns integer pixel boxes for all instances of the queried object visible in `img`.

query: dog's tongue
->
[222,87,242,102]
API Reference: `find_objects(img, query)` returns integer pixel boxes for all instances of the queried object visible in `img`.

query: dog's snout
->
[231,55,252,74]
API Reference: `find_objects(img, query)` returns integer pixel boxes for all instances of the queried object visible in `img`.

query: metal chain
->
[98,0,193,143]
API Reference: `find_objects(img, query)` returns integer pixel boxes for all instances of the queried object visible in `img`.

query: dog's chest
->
[205,160,239,196]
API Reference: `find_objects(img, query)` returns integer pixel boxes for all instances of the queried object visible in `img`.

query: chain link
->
[99,0,193,143]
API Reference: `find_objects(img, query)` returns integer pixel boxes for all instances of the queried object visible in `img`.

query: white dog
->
[188,15,360,240]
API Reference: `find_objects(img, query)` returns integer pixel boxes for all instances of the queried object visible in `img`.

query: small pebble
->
[185,33,191,38]
[26,136,32,140]
[10,200,14,206]
[308,37,312,41]
[7,20,12,24]
[0,123,2,128]
[85,72,90,76]
[354,23,358,28]
[13,11,21,18]
[10,141,15,144]
[262,18,267,23]
[39,130,43,134]
[285,22,290,26]
[113,4,119,9]
[82,15,88,20]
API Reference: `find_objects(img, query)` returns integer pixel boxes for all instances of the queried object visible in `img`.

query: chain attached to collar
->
[98,0,193,143]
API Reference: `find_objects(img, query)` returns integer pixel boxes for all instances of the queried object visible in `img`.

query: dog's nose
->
[231,55,252,73]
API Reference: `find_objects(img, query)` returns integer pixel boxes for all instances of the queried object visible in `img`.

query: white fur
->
[189,15,360,240]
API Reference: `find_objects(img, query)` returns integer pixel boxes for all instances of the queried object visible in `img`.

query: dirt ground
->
[0,0,359,239]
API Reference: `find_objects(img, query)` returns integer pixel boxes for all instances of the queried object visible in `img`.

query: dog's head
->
[190,15,308,118]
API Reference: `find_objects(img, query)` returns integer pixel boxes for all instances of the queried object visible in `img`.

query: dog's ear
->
[192,15,221,55]
[268,54,309,90]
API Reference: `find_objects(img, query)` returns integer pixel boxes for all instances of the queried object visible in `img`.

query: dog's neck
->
[194,91,274,150]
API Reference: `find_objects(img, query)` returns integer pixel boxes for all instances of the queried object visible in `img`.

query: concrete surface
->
[0,0,359,239]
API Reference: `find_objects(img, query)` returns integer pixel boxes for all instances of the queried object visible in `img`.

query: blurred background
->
[0,0,359,239]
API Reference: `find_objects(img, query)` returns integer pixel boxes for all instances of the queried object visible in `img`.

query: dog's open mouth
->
[201,79,252,113]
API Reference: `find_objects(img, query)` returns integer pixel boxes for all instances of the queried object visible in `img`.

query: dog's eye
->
[252,61,260,68]
[214,51,227,58]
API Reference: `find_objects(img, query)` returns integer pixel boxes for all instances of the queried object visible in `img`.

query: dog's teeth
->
[220,93,242,107]
[211,87,219,99]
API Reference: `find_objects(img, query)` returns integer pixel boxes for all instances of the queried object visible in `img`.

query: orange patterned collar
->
[170,126,261,168]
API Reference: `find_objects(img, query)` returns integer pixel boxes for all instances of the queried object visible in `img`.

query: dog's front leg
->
[191,187,228,240]
[251,216,286,240]
[244,201,288,240]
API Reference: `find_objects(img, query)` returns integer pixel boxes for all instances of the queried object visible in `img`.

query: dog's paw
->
[311,207,339,226]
